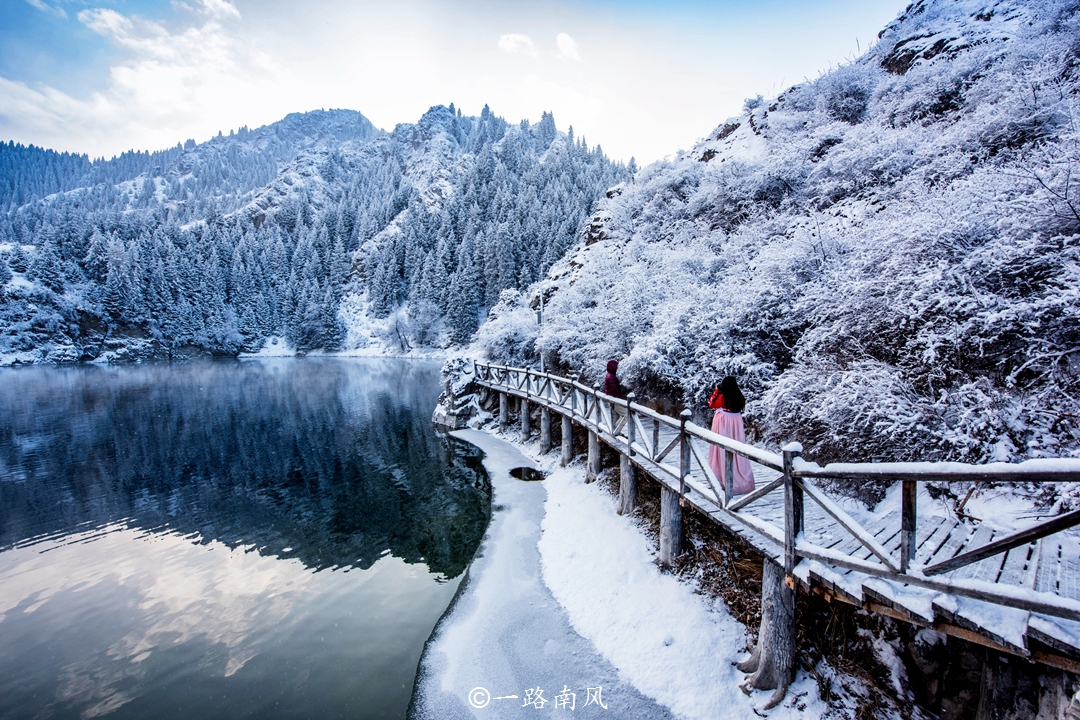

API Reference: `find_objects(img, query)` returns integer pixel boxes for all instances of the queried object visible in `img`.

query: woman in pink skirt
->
[707,376,755,495]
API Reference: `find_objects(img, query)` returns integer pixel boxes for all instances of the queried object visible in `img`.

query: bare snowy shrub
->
[473,289,539,367]
[816,64,878,125]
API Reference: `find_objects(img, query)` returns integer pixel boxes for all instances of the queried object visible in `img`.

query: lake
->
[0,358,490,720]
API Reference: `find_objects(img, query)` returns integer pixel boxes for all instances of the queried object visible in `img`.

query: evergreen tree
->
[28,238,65,292]
[8,244,29,273]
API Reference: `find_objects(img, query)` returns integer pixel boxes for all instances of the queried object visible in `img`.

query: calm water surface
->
[0,358,490,720]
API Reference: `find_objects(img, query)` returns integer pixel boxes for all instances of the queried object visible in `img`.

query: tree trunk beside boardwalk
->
[738,560,794,709]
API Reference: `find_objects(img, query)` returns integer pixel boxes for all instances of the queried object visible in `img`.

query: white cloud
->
[0,0,905,165]
[555,32,579,61]
[24,0,67,19]
[199,0,241,21]
[497,33,536,57]
[0,5,278,157]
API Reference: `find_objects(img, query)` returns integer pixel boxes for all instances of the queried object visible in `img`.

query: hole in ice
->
[509,467,545,482]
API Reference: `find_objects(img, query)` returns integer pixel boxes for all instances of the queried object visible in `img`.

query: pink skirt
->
[708,410,755,495]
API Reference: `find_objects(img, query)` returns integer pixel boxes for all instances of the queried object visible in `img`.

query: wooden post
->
[521,397,531,442]
[499,392,508,432]
[619,395,637,517]
[660,485,683,569]
[561,415,573,466]
[782,443,804,575]
[540,407,552,454]
[739,441,801,708]
[619,455,637,516]
[901,480,917,573]
[587,431,600,483]
[679,409,691,502]
[652,419,660,461]
[661,409,691,568]
[724,449,734,507]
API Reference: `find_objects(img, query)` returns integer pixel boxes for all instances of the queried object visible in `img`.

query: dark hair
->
[719,376,745,413]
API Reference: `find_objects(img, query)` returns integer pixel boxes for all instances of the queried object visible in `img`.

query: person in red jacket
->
[708,376,755,495]
[603,359,625,399]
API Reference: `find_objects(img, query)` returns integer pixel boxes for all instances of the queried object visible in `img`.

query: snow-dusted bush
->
[473,289,540,367]
[817,64,875,125]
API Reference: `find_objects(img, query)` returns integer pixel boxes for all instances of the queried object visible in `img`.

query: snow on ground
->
[237,334,448,360]
[238,336,295,358]
[411,429,674,720]
[7,273,34,290]
[537,458,826,719]
[421,424,829,719]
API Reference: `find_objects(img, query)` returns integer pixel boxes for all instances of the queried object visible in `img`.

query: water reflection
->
[0,358,491,720]
[0,358,490,577]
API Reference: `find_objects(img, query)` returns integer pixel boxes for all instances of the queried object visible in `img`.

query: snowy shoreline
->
[0,343,448,367]
[412,426,826,719]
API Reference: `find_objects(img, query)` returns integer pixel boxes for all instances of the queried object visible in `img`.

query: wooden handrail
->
[470,359,1080,622]
[791,457,1080,484]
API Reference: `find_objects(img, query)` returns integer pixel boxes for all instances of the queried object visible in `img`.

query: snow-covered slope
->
[477,0,1080,473]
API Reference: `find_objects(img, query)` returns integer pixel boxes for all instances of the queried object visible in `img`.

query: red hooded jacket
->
[603,359,624,399]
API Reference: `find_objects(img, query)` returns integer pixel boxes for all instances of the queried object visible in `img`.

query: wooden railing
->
[473,361,1080,623]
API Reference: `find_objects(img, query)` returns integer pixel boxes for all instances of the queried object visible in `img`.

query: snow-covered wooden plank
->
[861,576,936,625]
[945,524,1000,582]
[1027,614,1080,657]
[802,559,869,605]
[801,479,898,572]
[932,594,1030,656]
[926,509,1080,578]
[826,511,899,558]
[1063,553,1080,601]
[708,502,785,549]
[995,540,1040,589]
[913,516,959,567]
[920,520,975,567]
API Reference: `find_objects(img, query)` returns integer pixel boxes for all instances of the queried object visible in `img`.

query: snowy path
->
[409,430,676,720]
[411,428,826,720]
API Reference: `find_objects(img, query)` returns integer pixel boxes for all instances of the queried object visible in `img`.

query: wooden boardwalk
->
[467,362,1080,673]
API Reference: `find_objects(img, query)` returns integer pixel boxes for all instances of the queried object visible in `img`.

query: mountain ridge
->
[0,104,628,362]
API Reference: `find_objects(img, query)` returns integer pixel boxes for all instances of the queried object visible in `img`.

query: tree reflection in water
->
[0,358,490,578]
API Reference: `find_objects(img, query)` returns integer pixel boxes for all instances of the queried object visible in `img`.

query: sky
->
[0,0,903,165]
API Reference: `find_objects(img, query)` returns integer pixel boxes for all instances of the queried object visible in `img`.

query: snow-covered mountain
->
[477,0,1080,472]
[0,105,628,362]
